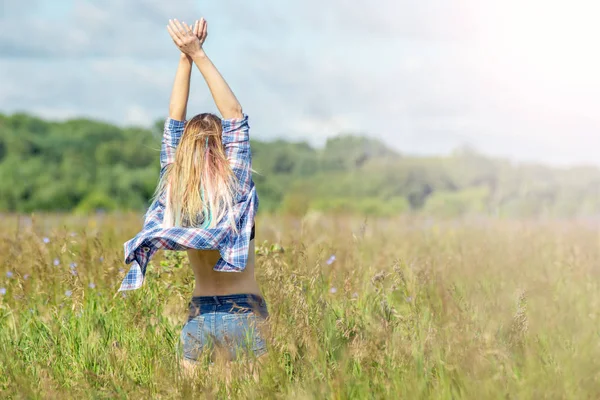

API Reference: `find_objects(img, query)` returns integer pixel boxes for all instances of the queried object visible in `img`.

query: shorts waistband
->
[190,293,265,307]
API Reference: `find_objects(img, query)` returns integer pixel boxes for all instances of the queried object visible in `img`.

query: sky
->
[0,0,598,166]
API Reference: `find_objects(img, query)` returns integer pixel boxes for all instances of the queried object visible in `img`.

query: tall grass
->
[0,213,599,398]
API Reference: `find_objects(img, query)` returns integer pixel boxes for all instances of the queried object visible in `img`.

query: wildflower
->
[6,271,13,278]
[70,232,77,237]
[53,258,60,266]
[406,296,413,303]
[29,308,34,314]
[121,293,127,298]
[330,287,337,294]
[119,268,124,274]
[371,271,386,284]
[0,288,6,295]
[70,269,78,276]
[352,292,359,298]
[23,274,29,280]
[70,262,77,269]
[326,255,336,265]
[99,256,104,262]
[65,290,72,297]
[88,283,96,289]
[43,237,50,244]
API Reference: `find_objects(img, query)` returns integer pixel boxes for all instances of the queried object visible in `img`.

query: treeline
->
[1,112,599,218]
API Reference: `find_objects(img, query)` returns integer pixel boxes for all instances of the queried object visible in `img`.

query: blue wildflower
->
[65,290,72,297]
[326,255,336,265]
[70,262,77,269]
[53,258,60,266]
[43,237,50,244]
[23,274,29,280]
[330,287,337,294]
[99,256,104,262]
[6,271,13,278]
[88,283,96,289]
[0,288,6,295]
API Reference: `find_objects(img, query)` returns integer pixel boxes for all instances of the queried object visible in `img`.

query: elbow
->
[224,105,243,120]
[232,106,244,119]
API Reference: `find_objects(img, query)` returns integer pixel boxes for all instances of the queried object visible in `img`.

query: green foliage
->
[310,196,410,216]
[75,191,118,214]
[422,187,489,218]
[0,112,599,217]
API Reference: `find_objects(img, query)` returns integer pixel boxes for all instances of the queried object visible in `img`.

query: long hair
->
[157,113,238,232]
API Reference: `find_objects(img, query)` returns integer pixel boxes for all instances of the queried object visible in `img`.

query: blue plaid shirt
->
[119,114,258,291]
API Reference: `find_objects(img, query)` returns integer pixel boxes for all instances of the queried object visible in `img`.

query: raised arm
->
[168,55,193,121]
[167,19,206,121]
[158,54,192,172]
[161,20,206,170]
[191,51,243,119]
[167,19,243,119]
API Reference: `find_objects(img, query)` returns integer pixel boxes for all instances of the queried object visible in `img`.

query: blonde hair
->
[157,113,238,232]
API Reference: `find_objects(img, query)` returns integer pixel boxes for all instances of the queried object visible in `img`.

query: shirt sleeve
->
[160,118,186,169]
[221,114,252,201]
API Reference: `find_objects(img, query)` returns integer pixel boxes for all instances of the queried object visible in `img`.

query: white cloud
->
[124,105,153,126]
[0,0,598,166]
[0,0,199,58]
[0,59,171,123]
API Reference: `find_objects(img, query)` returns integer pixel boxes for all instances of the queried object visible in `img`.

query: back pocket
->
[222,313,267,357]
[180,316,206,361]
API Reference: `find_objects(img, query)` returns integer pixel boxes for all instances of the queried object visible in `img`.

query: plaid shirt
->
[119,114,258,292]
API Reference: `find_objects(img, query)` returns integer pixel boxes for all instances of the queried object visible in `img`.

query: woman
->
[120,18,267,366]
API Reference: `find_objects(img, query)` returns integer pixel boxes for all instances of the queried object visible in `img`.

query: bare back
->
[186,239,260,297]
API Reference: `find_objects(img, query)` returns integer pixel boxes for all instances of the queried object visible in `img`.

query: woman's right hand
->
[167,18,207,59]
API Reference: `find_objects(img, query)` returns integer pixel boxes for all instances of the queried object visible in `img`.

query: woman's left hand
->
[167,19,205,59]
[195,18,208,47]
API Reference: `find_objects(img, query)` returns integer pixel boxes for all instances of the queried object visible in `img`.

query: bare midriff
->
[186,239,261,297]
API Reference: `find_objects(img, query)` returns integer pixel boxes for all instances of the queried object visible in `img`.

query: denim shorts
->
[180,294,269,362]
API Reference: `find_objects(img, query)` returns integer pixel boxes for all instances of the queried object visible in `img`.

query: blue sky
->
[1,0,598,166]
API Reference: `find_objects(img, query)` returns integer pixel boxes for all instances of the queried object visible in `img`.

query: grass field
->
[0,213,599,399]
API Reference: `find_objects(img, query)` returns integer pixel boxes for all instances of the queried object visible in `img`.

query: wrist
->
[180,52,192,62]
[190,49,207,61]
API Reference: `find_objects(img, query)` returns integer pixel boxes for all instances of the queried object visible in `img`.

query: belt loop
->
[213,295,220,306]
